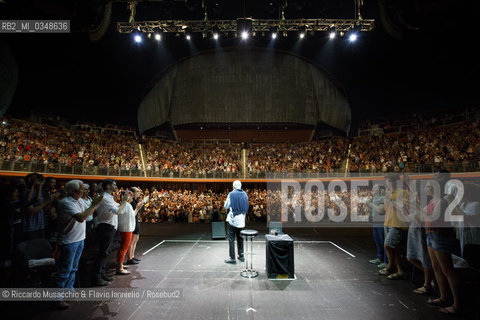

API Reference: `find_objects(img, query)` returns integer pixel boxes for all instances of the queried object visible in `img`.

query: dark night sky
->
[2,0,479,134]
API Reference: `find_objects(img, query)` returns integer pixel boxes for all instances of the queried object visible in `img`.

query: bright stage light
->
[154,33,161,41]
[329,31,336,39]
[272,32,277,39]
[186,34,191,40]
[299,32,305,39]
[241,31,249,40]
[348,33,357,42]
[213,32,219,40]
[134,34,142,43]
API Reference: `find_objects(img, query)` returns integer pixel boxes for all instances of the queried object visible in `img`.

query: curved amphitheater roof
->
[138,49,351,134]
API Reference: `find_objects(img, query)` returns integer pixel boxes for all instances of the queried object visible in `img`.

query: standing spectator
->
[23,173,60,240]
[80,183,94,246]
[224,180,249,264]
[42,177,59,242]
[117,190,143,274]
[53,180,103,309]
[456,182,480,269]
[81,183,93,235]
[92,179,129,286]
[10,177,27,245]
[0,182,21,265]
[127,187,143,265]
[425,172,462,314]
[406,179,433,295]
[379,173,409,279]
[365,185,388,268]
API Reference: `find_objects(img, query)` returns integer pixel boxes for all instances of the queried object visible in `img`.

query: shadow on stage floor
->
[3,223,480,320]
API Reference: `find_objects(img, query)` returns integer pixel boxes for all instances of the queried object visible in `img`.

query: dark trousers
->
[93,223,116,279]
[373,225,387,263]
[227,223,244,259]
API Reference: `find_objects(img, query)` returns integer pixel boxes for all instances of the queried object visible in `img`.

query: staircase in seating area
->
[241,148,247,178]
[341,143,352,176]
[340,158,349,175]
[138,143,147,177]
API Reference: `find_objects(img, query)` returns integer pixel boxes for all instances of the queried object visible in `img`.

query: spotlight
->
[212,26,220,40]
[185,28,192,40]
[237,18,252,40]
[270,27,278,39]
[134,34,142,43]
[299,26,306,39]
[328,26,336,39]
[154,33,161,41]
[348,26,359,42]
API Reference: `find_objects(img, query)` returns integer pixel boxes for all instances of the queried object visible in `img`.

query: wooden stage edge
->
[1,170,479,183]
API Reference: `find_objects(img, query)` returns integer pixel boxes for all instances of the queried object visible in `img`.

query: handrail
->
[2,159,477,180]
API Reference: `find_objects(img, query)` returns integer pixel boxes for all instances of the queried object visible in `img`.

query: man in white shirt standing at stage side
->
[54,180,103,309]
[92,179,129,286]
[224,180,249,264]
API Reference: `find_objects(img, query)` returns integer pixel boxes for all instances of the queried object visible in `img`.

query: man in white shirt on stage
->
[92,179,129,286]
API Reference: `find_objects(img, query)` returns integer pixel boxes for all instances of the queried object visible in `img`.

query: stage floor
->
[6,223,479,319]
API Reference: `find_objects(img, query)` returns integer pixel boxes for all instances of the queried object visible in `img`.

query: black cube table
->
[266,234,295,279]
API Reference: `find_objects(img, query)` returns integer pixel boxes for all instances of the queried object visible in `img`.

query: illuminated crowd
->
[1,109,479,175]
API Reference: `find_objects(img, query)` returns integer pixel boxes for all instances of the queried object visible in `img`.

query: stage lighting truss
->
[118,0,372,37]
[117,17,374,36]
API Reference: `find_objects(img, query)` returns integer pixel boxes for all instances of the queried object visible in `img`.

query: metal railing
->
[349,161,480,177]
[0,160,243,179]
[1,159,478,179]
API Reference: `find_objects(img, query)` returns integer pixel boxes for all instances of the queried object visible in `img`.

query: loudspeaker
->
[211,221,226,239]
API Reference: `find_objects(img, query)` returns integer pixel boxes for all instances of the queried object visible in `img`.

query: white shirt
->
[57,196,87,244]
[96,192,119,229]
[118,202,136,232]
[224,193,246,228]
[81,197,93,222]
